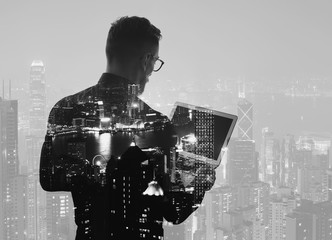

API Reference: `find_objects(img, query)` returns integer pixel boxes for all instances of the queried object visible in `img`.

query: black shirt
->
[40,73,205,239]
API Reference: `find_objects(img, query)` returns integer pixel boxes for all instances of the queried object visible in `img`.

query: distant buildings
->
[268,187,296,240]
[261,128,280,188]
[0,98,27,239]
[280,135,296,188]
[237,98,253,141]
[296,136,330,203]
[227,139,258,185]
[28,60,75,239]
[227,97,258,186]
[2,59,332,239]
[29,60,46,137]
[286,200,332,240]
[192,182,270,239]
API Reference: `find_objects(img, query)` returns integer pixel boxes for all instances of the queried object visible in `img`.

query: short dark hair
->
[106,16,162,62]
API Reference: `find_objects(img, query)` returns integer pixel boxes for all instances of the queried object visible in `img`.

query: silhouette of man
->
[40,16,215,239]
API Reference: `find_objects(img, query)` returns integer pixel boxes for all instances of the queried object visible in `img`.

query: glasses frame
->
[148,54,164,72]
[153,58,164,72]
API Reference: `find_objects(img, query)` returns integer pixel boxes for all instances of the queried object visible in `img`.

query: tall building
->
[252,219,266,240]
[260,128,281,188]
[327,169,332,201]
[297,166,328,203]
[220,211,252,240]
[295,136,329,203]
[0,98,18,178]
[26,173,47,240]
[227,94,257,186]
[29,60,74,239]
[280,135,296,188]
[29,60,46,137]
[295,135,330,168]
[237,98,253,141]
[27,60,47,172]
[25,61,48,239]
[285,212,312,240]
[0,98,27,239]
[227,138,257,185]
[45,192,75,240]
[248,182,270,226]
[312,201,332,240]
[285,200,332,240]
[192,186,236,239]
[268,187,296,240]
[291,146,312,194]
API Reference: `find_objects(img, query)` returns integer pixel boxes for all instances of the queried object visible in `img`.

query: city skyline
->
[1,58,332,239]
[1,1,332,239]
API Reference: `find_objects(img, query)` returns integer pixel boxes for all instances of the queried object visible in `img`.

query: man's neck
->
[106,63,136,84]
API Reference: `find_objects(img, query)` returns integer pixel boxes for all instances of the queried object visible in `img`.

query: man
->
[40,16,215,239]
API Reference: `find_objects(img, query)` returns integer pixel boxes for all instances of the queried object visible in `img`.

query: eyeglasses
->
[153,58,164,72]
[148,54,165,72]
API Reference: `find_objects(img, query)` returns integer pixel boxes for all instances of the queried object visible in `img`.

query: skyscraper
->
[285,212,312,240]
[261,128,281,187]
[280,135,296,188]
[227,95,257,185]
[26,60,48,239]
[227,139,257,185]
[192,186,236,239]
[249,181,270,226]
[0,98,26,239]
[286,200,332,240]
[0,98,18,180]
[268,187,296,240]
[29,60,46,137]
[45,192,75,240]
[295,136,330,203]
[297,166,328,203]
[237,98,253,141]
[28,60,75,239]
[327,169,332,201]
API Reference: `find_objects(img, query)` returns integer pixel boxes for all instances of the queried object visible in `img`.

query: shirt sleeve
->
[39,97,85,191]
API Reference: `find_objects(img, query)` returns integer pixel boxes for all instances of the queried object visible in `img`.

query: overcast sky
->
[1,0,332,93]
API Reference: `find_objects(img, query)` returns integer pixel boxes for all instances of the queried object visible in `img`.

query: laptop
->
[169,102,238,169]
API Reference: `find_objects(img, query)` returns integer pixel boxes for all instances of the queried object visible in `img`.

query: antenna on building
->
[9,79,11,100]
[2,79,4,99]
[238,76,246,99]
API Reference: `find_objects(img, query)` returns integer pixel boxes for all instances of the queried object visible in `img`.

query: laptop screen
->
[170,102,238,168]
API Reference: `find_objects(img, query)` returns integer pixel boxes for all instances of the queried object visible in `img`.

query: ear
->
[142,54,149,71]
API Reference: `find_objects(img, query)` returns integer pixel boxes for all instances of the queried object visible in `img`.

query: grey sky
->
[1,0,332,92]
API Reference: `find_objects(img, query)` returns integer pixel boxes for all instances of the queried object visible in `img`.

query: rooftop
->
[31,60,44,67]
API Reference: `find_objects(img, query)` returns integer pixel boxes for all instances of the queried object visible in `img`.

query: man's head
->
[106,16,163,94]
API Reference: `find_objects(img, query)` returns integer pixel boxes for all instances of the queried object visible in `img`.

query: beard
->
[138,76,149,95]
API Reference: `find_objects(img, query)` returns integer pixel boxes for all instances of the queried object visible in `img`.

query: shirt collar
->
[98,73,129,87]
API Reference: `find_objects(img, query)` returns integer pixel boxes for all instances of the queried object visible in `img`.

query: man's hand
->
[194,164,216,192]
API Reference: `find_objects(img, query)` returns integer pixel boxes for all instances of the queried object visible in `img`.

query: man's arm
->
[39,99,91,191]
[40,100,69,191]
[40,131,93,192]
[39,134,71,191]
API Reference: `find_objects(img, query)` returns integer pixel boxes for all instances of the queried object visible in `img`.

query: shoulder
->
[53,85,96,108]
[47,84,96,126]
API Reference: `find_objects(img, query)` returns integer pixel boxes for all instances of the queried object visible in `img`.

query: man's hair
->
[106,16,162,62]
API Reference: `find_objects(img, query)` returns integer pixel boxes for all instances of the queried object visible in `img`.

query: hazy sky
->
[1,0,332,93]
